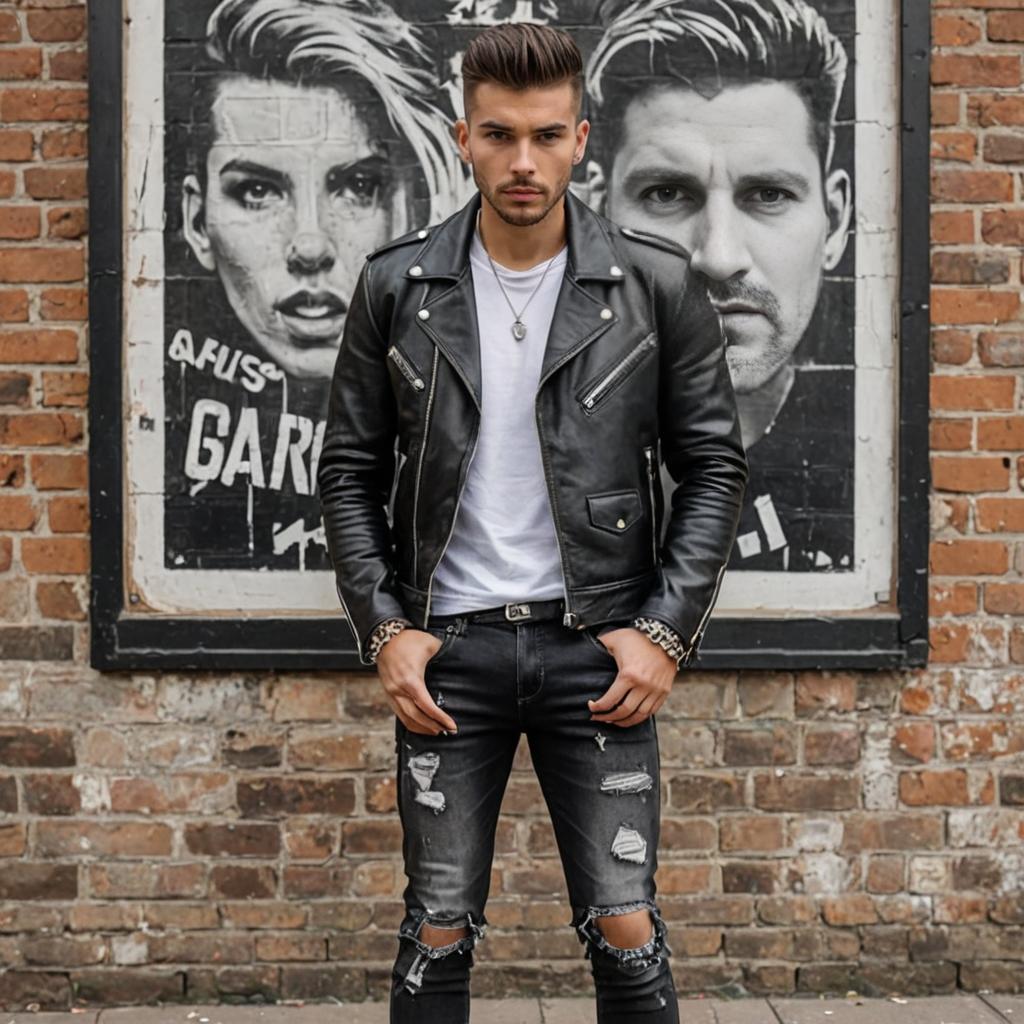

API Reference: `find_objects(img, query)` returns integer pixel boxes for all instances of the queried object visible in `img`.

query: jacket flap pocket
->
[587,489,643,533]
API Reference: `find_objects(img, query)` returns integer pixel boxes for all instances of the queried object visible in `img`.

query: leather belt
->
[429,598,566,625]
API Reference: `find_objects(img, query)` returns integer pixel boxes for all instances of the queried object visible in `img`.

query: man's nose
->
[286,232,336,276]
[509,140,537,176]
[689,197,752,282]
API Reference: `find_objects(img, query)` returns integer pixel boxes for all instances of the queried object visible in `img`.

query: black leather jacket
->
[318,191,747,665]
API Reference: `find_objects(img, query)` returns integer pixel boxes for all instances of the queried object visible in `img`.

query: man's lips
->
[504,186,542,200]
[712,301,765,316]
[275,290,347,344]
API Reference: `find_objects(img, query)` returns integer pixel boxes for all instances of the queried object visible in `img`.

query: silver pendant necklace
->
[477,211,560,341]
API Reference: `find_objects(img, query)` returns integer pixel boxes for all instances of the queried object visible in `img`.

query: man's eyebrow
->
[218,158,289,185]
[620,166,705,194]
[735,170,812,193]
[477,119,568,133]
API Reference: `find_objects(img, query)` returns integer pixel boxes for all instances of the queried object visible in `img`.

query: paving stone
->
[712,999,779,1024]
[771,995,1006,1024]
[981,995,1024,1022]
[2,1016,99,1024]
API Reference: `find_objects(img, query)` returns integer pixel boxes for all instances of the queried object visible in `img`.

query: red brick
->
[21,536,88,574]
[47,495,85,533]
[0,290,28,323]
[932,622,969,663]
[24,166,85,201]
[977,497,1024,532]
[0,207,40,241]
[0,411,81,446]
[979,416,1024,449]
[0,537,11,573]
[931,130,976,163]
[0,49,42,81]
[40,127,85,161]
[969,93,1024,127]
[982,209,1024,245]
[49,48,85,82]
[0,454,25,488]
[929,582,978,616]
[0,371,30,406]
[0,494,38,530]
[0,130,33,162]
[985,583,1024,615]
[41,370,86,406]
[932,92,961,126]
[0,171,15,200]
[934,13,982,47]
[932,456,1009,492]
[979,331,1024,366]
[0,12,20,43]
[931,211,974,245]
[46,206,86,240]
[931,328,973,365]
[931,288,1020,326]
[0,248,83,284]
[930,539,1009,576]
[929,419,972,451]
[932,251,1009,285]
[0,330,77,364]
[932,54,1021,88]
[984,133,1024,163]
[0,87,87,122]
[932,171,1013,204]
[40,287,86,323]
[988,11,1024,41]
[30,453,85,490]
[35,580,83,621]
[930,374,1015,410]
[900,770,971,806]
[26,9,85,42]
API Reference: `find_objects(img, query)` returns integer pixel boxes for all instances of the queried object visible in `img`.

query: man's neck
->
[736,361,795,450]
[477,192,567,270]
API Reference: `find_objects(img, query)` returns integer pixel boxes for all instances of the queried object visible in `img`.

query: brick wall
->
[0,0,1021,1012]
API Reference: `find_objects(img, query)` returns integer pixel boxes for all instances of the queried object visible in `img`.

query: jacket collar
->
[406,189,624,284]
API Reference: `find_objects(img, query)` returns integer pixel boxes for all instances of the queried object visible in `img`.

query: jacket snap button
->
[409,265,423,276]
[417,229,428,239]
[610,265,623,276]
[600,308,613,320]
[418,309,430,320]
[616,518,626,529]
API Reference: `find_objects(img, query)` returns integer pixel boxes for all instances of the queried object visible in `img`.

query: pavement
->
[3,994,1023,1023]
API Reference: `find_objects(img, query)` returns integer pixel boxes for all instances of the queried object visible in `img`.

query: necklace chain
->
[477,211,560,341]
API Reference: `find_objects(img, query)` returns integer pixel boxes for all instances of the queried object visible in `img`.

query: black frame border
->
[88,1,930,671]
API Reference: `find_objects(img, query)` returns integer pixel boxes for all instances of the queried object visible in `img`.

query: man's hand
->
[588,627,676,727]
[377,629,459,736]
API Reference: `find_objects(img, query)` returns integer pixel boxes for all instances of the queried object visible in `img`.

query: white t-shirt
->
[429,230,568,614]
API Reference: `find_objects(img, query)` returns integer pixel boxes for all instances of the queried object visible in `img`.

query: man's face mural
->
[595,79,851,395]
[183,75,404,381]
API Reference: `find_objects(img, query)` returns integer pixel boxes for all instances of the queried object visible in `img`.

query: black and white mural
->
[122,0,899,619]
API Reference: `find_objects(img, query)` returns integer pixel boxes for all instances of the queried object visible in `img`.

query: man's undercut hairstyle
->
[461,22,584,118]
[189,0,462,222]
[586,0,848,175]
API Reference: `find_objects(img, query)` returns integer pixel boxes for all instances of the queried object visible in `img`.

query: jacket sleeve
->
[635,267,748,662]
[317,259,409,664]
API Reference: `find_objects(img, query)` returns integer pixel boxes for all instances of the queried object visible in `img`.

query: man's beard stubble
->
[475,165,572,228]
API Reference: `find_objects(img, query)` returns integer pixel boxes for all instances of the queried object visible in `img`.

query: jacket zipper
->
[536,402,577,628]
[682,562,727,666]
[423,424,480,626]
[387,345,425,391]
[643,445,658,566]
[387,449,408,524]
[411,348,439,584]
[580,333,656,411]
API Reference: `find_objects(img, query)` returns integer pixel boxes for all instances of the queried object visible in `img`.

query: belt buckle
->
[505,602,531,622]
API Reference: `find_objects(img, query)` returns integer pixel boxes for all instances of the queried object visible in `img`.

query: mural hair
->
[586,0,847,175]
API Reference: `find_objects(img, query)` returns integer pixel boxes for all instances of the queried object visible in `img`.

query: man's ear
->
[581,159,607,216]
[822,166,852,272]
[182,174,216,272]
[454,118,471,166]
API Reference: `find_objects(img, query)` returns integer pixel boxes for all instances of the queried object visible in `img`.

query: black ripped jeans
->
[389,606,679,1023]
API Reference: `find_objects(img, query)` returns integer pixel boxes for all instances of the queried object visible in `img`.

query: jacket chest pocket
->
[387,344,426,392]
[577,331,656,414]
[587,489,643,534]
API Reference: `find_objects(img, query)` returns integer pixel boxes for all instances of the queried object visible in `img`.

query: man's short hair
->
[585,0,848,175]
[461,22,584,117]
[189,0,462,223]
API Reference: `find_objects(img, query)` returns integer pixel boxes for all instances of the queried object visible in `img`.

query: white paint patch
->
[793,818,843,853]
[861,721,897,810]
[73,773,111,814]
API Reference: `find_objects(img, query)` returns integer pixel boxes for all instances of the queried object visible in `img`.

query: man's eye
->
[749,187,791,206]
[640,186,689,206]
[329,168,385,206]
[487,130,507,141]
[229,180,282,209]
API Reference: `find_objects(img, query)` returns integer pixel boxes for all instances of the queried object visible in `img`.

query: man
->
[318,22,746,1022]
[582,0,854,572]
[167,0,466,571]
